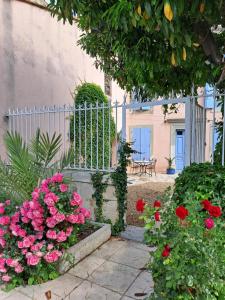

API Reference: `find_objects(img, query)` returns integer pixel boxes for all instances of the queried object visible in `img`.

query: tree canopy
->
[48,1,225,97]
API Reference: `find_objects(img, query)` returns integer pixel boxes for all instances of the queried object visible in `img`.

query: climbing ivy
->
[91,142,134,235]
[91,172,108,223]
[111,141,135,234]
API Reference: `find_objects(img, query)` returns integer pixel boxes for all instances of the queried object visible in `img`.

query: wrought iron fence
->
[7,101,123,172]
[6,89,225,172]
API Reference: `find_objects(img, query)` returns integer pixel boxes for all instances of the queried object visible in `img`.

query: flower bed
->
[137,193,225,299]
[0,173,91,291]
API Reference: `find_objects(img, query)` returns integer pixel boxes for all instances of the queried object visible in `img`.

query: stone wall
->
[64,170,118,223]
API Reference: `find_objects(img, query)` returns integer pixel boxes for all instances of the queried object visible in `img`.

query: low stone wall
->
[64,170,118,223]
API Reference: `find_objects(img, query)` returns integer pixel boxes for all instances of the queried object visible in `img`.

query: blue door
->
[213,129,220,151]
[131,127,151,160]
[175,130,185,172]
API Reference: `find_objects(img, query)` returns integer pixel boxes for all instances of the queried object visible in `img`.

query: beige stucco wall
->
[0,0,124,158]
[127,102,222,173]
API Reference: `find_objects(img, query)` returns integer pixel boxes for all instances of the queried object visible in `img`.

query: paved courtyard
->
[0,237,154,300]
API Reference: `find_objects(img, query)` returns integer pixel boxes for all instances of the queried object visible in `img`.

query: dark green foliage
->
[48,0,225,97]
[111,141,135,234]
[91,172,108,222]
[70,83,116,169]
[0,130,73,203]
[173,162,225,209]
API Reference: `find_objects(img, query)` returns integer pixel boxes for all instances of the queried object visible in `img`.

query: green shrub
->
[172,163,225,209]
[142,192,225,299]
[70,83,116,169]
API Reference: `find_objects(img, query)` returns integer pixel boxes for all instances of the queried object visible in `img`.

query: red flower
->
[208,205,222,218]
[154,211,160,222]
[175,206,189,220]
[136,199,146,213]
[153,200,161,208]
[201,200,211,211]
[204,218,214,229]
[162,245,170,257]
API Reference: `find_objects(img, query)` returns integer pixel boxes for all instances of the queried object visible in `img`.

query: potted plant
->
[165,156,176,174]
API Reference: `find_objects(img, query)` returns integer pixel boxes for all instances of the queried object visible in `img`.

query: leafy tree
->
[69,83,116,170]
[48,0,225,97]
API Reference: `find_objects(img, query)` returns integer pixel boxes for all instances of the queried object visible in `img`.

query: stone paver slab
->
[19,274,82,299]
[92,238,127,260]
[66,280,121,300]
[125,271,154,300]
[89,261,140,294]
[121,297,135,300]
[69,255,105,279]
[120,226,145,243]
[1,291,31,300]
[109,246,149,269]
[125,240,156,253]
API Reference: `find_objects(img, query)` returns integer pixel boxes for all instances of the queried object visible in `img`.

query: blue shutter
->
[140,128,151,160]
[131,128,141,160]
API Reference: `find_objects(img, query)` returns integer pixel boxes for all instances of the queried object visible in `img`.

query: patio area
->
[0,236,154,300]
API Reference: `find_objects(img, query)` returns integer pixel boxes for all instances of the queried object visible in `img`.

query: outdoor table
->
[134,160,154,176]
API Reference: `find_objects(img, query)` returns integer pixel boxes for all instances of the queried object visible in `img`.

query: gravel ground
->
[127,180,174,226]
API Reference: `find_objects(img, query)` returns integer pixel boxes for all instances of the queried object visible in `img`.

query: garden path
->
[0,234,154,300]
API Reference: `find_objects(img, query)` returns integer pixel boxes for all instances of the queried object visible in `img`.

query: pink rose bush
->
[0,173,90,290]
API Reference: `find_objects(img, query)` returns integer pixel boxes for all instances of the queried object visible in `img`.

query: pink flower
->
[46,230,57,240]
[15,264,24,273]
[44,193,59,206]
[0,258,5,265]
[80,207,91,219]
[78,213,85,224]
[46,217,57,228]
[22,236,33,248]
[18,241,24,249]
[49,206,58,215]
[71,192,82,206]
[36,251,43,258]
[31,189,39,201]
[0,205,5,214]
[2,275,11,282]
[35,232,43,240]
[47,244,54,251]
[11,212,20,224]
[0,266,6,273]
[51,173,64,183]
[57,231,67,243]
[204,218,215,229]
[0,238,6,248]
[44,197,55,207]
[22,249,28,255]
[53,213,65,223]
[44,250,62,263]
[21,217,29,224]
[67,214,80,224]
[66,226,73,237]
[6,259,18,268]
[0,216,10,226]
[27,255,40,266]
[0,228,5,237]
[18,229,27,238]
[5,200,11,206]
[59,184,68,192]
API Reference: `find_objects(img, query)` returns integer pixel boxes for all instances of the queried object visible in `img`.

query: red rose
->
[201,200,211,211]
[136,199,146,213]
[153,200,161,208]
[162,245,170,257]
[175,206,189,220]
[154,211,160,222]
[208,205,222,218]
[204,218,214,229]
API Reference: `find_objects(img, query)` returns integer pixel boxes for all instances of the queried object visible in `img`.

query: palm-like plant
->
[0,130,73,203]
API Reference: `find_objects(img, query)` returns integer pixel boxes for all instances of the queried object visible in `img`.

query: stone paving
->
[0,237,154,300]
